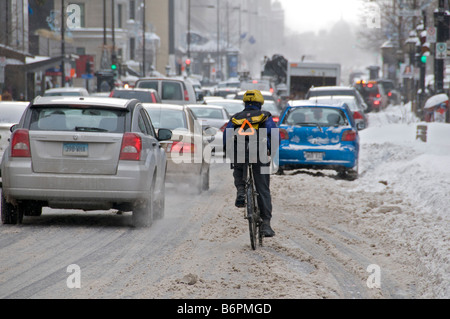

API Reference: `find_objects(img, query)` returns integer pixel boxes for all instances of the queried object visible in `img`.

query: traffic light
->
[111,53,118,72]
[421,43,430,64]
[185,58,191,74]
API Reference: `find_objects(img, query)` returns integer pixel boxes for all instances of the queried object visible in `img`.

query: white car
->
[43,87,89,97]
[187,104,230,155]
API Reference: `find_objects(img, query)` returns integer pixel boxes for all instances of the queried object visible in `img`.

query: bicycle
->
[243,162,263,250]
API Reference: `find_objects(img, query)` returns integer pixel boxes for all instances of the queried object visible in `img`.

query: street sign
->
[436,42,447,59]
[427,26,436,43]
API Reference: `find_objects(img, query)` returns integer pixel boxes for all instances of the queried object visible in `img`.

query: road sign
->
[427,26,436,43]
[436,42,447,59]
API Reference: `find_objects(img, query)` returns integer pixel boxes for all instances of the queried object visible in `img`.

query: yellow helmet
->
[243,90,264,105]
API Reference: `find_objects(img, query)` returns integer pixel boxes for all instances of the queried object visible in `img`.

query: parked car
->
[202,99,245,116]
[277,100,360,180]
[110,88,161,103]
[1,96,172,227]
[43,87,89,97]
[305,86,369,113]
[143,103,210,193]
[135,78,197,105]
[308,95,368,130]
[0,101,29,186]
[187,104,230,155]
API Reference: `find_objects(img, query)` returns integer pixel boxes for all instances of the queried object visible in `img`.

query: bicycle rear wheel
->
[247,185,257,250]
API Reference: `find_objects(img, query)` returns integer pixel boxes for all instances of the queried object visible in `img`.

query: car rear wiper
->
[295,122,323,132]
[75,126,109,132]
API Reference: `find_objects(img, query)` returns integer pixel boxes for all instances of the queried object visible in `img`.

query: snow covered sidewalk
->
[355,103,449,298]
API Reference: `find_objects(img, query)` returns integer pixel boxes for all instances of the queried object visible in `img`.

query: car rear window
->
[112,90,154,103]
[161,82,183,100]
[308,90,356,98]
[137,81,158,90]
[283,107,348,127]
[44,92,84,97]
[29,107,126,133]
[189,107,224,119]
[0,106,27,123]
[145,108,187,131]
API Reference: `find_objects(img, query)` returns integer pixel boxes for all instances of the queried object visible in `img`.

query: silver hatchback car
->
[1,96,172,227]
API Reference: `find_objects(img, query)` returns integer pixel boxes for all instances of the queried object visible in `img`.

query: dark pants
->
[233,163,272,221]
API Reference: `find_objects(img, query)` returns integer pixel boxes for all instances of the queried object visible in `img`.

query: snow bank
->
[355,103,450,298]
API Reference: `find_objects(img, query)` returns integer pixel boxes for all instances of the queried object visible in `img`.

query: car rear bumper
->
[2,158,153,204]
[278,144,358,169]
[165,160,203,183]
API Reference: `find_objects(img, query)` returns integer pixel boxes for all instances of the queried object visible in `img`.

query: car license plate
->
[63,143,88,157]
[304,152,324,161]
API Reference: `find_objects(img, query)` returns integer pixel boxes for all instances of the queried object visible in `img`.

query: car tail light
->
[279,128,289,140]
[376,93,381,98]
[388,92,392,97]
[342,130,357,142]
[272,116,279,123]
[109,91,114,97]
[171,142,196,154]
[353,111,363,120]
[374,100,380,106]
[184,89,189,101]
[120,133,142,161]
[220,123,228,132]
[11,129,31,158]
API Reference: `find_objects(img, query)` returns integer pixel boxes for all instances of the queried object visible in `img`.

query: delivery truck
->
[287,62,341,99]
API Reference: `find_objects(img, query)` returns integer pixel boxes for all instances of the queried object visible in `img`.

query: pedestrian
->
[2,90,13,101]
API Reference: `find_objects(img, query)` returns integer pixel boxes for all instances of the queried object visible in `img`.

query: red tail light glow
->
[220,123,228,132]
[184,90,189,101]
[11,129,31,157]
[279,128,289,140]
[353,111,363,120]
[272,116,279,123]
[374,100,380,106]
[120,133,142,161]
[171,142,196,154]
[376,94,381,98]
[342,130,357,142]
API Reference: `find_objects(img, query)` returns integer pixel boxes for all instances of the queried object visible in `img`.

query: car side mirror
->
[157,128,172,141]
[356,123,365,131]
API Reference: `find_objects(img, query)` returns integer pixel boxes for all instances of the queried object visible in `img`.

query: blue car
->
[277,100,359,180]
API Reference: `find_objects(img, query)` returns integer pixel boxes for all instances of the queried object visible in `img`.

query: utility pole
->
[142,0,146,77]
[61,0,65,87]
[434,0,448,93]
[187,0,191,59]
[217,0,220,81]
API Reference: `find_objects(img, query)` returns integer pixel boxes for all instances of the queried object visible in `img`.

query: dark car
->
[376,79,401,105]
[354,81,388,112]
[110,88,161,103]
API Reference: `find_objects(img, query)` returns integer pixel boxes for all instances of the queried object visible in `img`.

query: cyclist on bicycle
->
[223,90,277,237]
